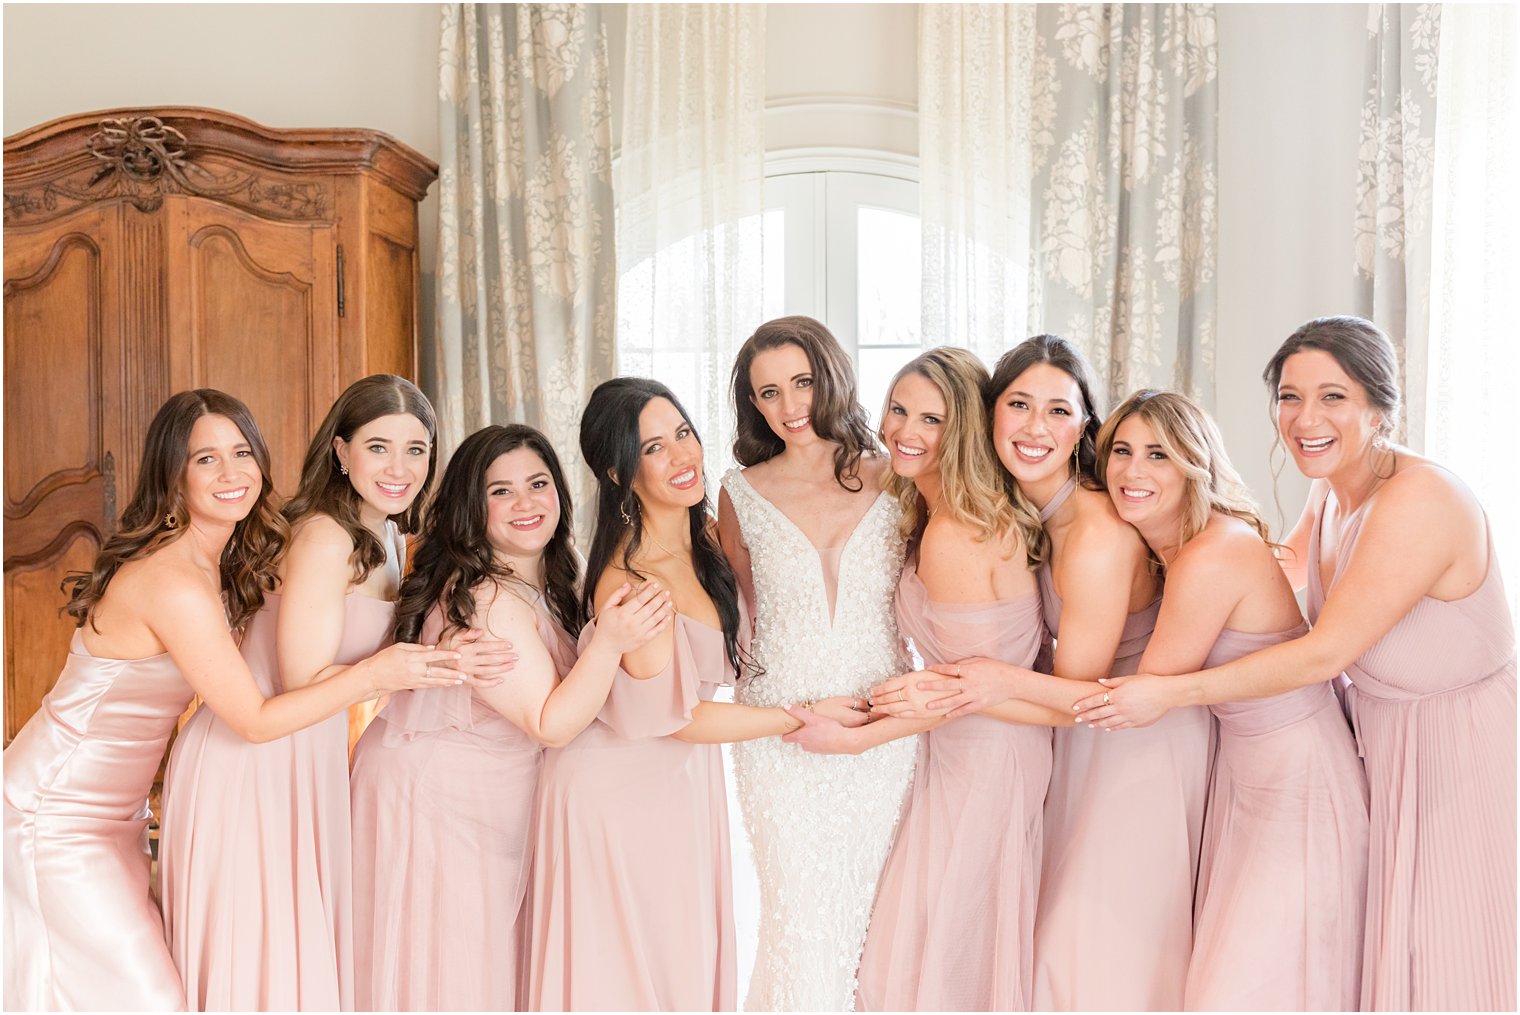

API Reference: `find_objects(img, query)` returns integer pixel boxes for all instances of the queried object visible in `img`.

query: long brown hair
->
[281,375,438,585]
[730,316,879,491]
[62,389,287,632]
[987,334,1105,566]
[395,425,583,643]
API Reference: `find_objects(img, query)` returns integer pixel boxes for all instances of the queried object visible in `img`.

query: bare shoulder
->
[1171,514,1268,587]
[1066,489,1147,562]
[288,512,353,555]
[921,512,985,559]
[112,548,217,616]
[591,562,636,613]
[479,580,542,638]
[1376,455,1482,521]
[856,453,891,491]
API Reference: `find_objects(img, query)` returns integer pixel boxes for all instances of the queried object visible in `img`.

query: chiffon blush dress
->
[4,633,193,1010]
[1309,488,1516,1011]
[1184,623,1370,1010]
[1030,477,1216,1011]
[524,613,738,1012]
[350,597,576,1010]
[158,591,394,1010]
[854,563,1051,1011]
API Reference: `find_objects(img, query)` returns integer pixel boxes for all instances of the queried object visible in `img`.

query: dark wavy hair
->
[394,424,582,644]
[729,316,880,491]
[63,389,288,633]
[281,375,437,585]
[988,335,1105,566]
[579,377,744,674]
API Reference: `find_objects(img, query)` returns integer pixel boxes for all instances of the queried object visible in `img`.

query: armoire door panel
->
[4,529,100,744]
[3,220,108,513]
[166,196,338,494]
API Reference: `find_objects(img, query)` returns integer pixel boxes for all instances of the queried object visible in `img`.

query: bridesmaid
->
[875,335,1215,1010]
[349,424,672,1011]
[3,390,466,1011]
[786,347,1069,1010]
[1092,388,1368,1009]
[1078,316,1516,1011]
[159,375,509,1010]
[524,378,868,1012]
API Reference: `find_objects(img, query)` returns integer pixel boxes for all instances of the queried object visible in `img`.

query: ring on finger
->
[896,688,906,704]
[1102,690,1111,706]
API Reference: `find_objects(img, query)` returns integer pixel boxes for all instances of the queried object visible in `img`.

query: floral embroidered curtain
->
[433,3,616,523]
[920,4,1219,410]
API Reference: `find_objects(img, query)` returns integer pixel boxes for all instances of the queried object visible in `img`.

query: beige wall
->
[4,1,1366,524]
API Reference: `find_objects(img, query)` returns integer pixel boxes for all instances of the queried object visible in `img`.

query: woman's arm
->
[148,568,466,743]
[474,582,672,747]
[783,708,940,754]
[716,487,756,616]
[1273,478,1325,592]
[1078,469,1474,727]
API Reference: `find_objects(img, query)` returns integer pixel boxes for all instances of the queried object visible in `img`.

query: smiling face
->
[1105,413,1188,534]
[1275,349,1386,481]
[334,412,432,524]
[182,413,263,527]
[631,396,705,512]
[880,372,947,481]
[748,342,818,447]
[991,362,1088,489]
[483,446,562,561]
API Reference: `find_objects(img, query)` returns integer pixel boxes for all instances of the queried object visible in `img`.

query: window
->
[763,171,923,425]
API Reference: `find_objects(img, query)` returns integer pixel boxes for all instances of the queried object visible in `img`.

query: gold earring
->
[163,512,179,529]
[339,464,349,476]
[619,501,634,526]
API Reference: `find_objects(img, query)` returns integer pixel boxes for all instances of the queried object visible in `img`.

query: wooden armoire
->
[3,107,438,747]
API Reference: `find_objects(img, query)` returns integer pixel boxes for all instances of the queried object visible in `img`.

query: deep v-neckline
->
[730,469,890,626]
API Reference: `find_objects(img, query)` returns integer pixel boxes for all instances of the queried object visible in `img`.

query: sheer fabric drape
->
[615,3,766,485]
[1426,3,1520,621]
[434,3,616,521]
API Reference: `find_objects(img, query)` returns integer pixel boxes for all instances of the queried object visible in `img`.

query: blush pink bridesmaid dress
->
[4,632,193,1010]
[1030,477,1216,1012]
[350,597,576,1011]
[524,613,738,1012]
[158,591,394,1011]
[1309,488,1516,1011]
[1184,623,1370,1011]
[854,562,1051,1011]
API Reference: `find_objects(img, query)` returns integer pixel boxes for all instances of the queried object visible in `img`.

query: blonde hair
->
[1096,389,1270,556]
[880,347,1034,564]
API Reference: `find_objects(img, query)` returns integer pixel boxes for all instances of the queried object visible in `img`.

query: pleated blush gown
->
[1031,477,1217,1011]
[159,591,394,1011]
[1309,489,1516,1011]
[1184,624,1370,1011]
[524,613,738,1012]
[4,632,193,1011]
[350,597,576,1011]
[854,562,1052,1011]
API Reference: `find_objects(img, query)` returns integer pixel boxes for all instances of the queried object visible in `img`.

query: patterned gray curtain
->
[1027,4,1219,410]
[433,3,616,522]
[1354,3,1439,445]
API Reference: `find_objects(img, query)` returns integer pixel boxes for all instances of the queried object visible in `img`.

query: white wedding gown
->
[722,469,918,1012]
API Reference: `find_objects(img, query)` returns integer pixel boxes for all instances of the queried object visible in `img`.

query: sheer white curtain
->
[1426,3,1520,620]
[918,4,1036,363]
[615,3,766,487]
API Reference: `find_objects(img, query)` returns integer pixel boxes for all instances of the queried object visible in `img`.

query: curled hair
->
[579,377,745,674]
[62,389,287,633]
[281,375,437,585]
[880,347,1027,561]
[987,334,1105,566]
[394,425,583,645]
[1096,390,1271,564]
[730,316,880,490]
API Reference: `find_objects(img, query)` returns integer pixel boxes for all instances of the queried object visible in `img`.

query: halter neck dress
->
[1030,476,1217,1012]
[1308,483,1515,1011]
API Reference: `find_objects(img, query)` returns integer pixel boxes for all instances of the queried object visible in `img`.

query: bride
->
[717,317,917,1011]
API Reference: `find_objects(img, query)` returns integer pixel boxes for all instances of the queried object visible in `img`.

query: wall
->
[4,2,1367,523]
